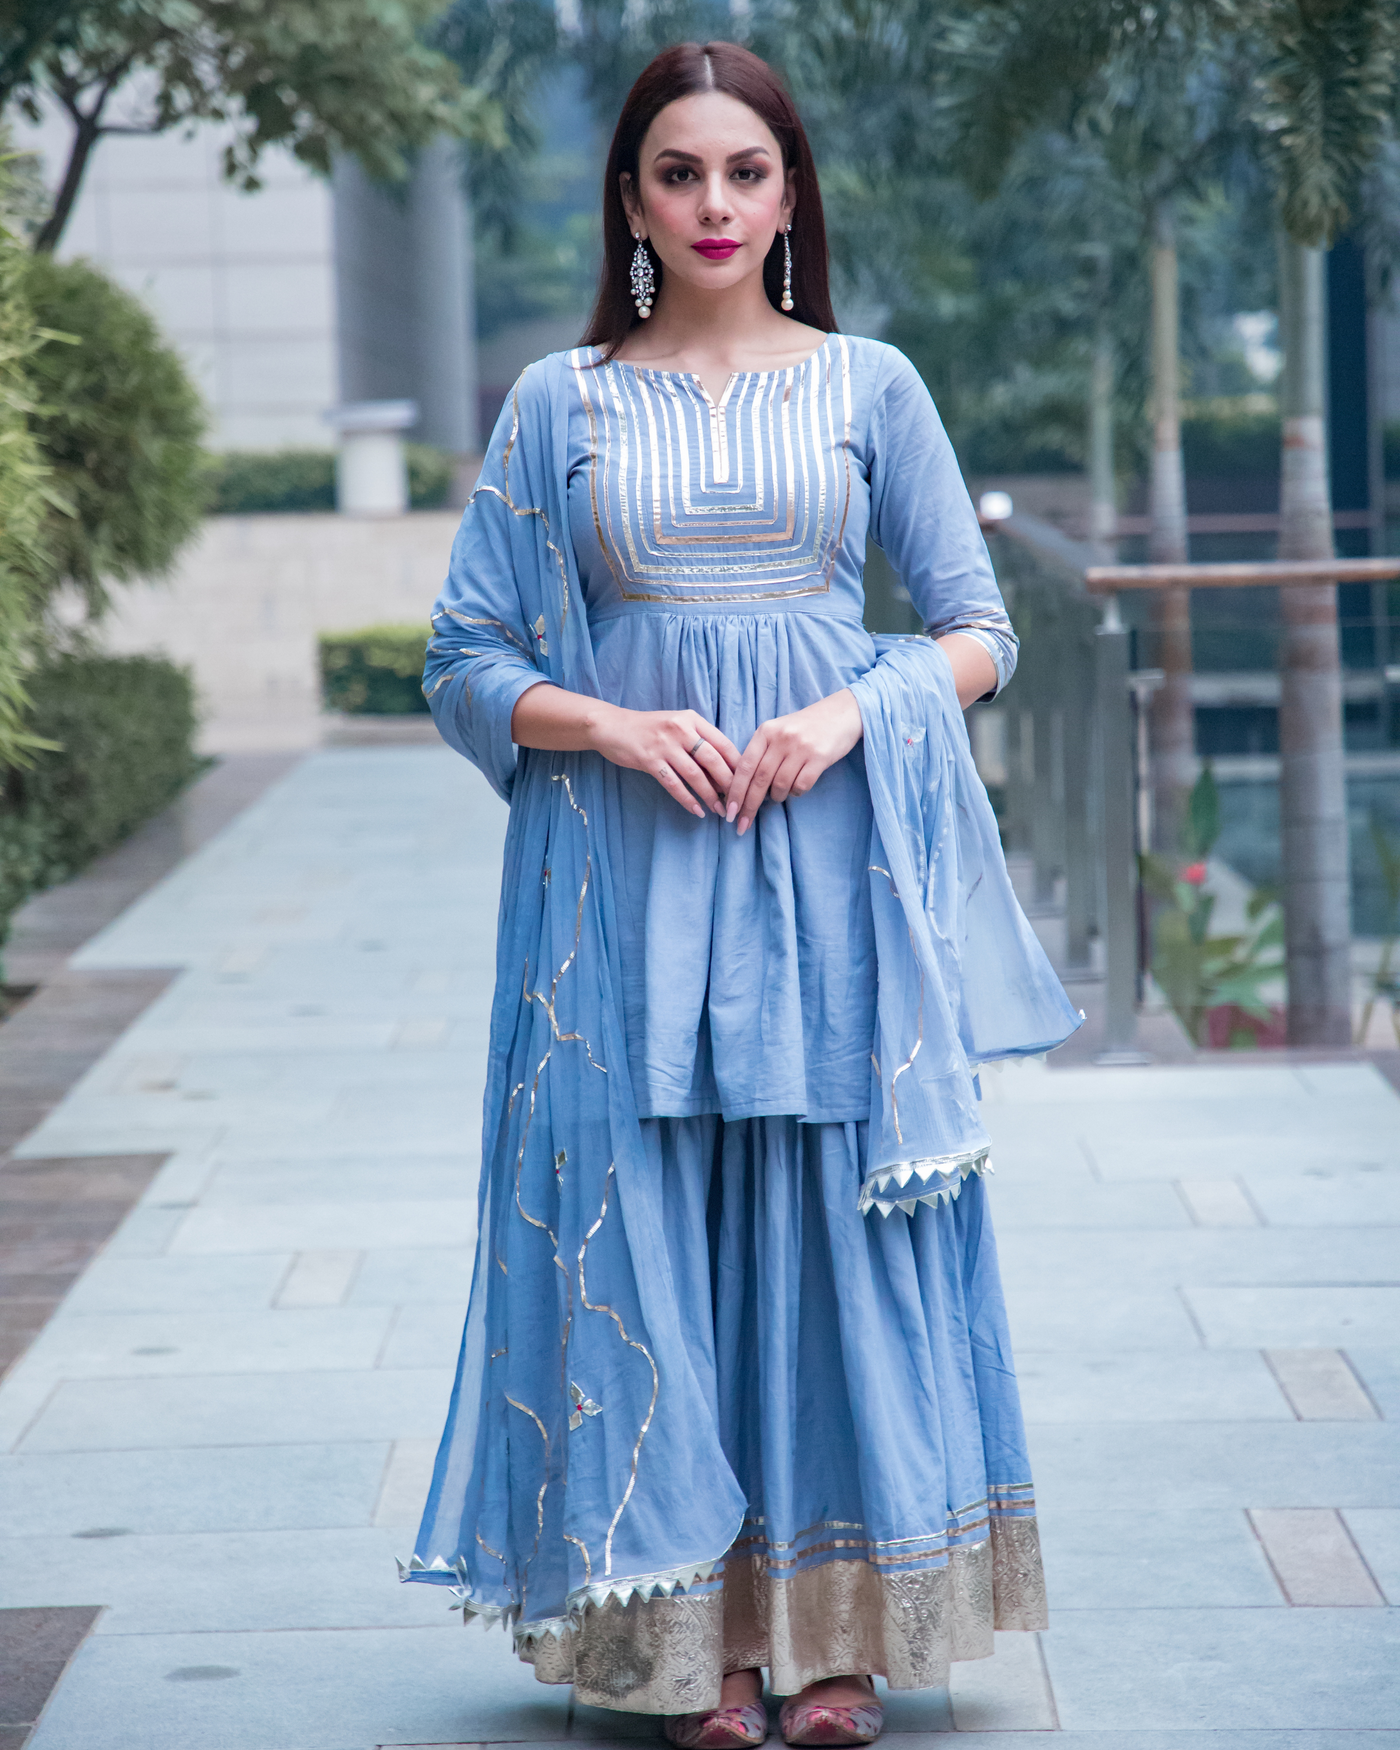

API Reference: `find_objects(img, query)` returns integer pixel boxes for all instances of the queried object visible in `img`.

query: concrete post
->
[1062,616,1095,969]
[1095,596,1148,1062]
[326,400,418,516]
[1029,596,1060,908]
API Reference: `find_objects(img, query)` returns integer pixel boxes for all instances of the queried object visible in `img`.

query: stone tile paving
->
[0,755,301,1385]
[0,746,1395,1747]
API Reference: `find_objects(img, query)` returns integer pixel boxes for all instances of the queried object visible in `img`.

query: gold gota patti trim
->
[467,374,571,623]
[569,336,853,603]
[858,1146,994,1218]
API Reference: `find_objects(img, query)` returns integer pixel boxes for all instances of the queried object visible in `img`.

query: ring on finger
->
[687,737,705,758]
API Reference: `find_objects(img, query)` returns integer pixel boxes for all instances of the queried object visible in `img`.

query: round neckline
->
[606,331,834,401]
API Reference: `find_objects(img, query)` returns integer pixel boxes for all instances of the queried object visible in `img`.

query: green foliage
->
[431,4,603,344]
[570,0,732,127]
[204,445,454,515]
[0,651,201,974]
[22,0,495,252]
[4,651,201,871]
[739,2,1274,479]
[23,253,205,617]
[1250,0,1400,247]
[1140,764,1286,1045]
[0,151,62,771]
[206,449,337,516]
[432,0,560,248]
[406,445,454,510]
[0,805,51,974]
[473,206,599,343]
[1182,407,1281,475]
[319,625,430,715]
[0,1,90,110]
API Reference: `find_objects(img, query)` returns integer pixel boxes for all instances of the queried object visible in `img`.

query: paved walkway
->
[1,747,1397,1749]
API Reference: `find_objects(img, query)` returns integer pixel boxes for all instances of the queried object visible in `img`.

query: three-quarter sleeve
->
[423,388,550,799]
[866,348,1018,696]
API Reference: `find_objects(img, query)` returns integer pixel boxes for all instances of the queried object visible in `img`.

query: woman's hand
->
[589,704,740,820]
[509,684,738,820]
[725,689,863,836]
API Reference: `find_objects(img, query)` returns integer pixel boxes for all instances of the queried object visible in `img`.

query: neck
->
[638,267,787,358]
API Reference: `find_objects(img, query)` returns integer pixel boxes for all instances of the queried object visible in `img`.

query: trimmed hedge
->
[1181,411,1281,478]
[206,445,456,515]
[320,625,431,715]
[0,653,202,965]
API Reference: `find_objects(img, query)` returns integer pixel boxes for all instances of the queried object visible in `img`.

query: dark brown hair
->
[581,41,836,354]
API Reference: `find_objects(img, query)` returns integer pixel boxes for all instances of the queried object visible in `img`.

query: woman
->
[405,39,1079,1750]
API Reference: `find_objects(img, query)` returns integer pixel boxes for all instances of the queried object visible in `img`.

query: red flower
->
[1180,862,1208,885]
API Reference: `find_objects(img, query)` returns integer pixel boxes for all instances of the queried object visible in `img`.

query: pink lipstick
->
[692,239,741,260]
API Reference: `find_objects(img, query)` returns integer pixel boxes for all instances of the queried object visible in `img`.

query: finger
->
[700,731,742,773]
[693,741,737,792]
[654,760,705,819]
[766,750,810,803]
[692,724,741,770]
[689,740,734,804]
[736,747,785,835]
[724,729,770,824]
[785,757,825,798]
[672,749,724,813]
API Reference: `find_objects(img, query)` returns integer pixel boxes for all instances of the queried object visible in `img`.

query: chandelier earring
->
[781,223,794,312]
[630,234,655,319]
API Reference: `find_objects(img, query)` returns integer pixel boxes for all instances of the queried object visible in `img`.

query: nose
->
[697,170,733,227]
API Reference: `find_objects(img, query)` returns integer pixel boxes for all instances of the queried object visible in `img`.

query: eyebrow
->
[651,146,772,166]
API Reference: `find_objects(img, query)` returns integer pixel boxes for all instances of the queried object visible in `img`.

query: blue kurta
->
[564,336,1013,1122]
[405,337,1078,1713]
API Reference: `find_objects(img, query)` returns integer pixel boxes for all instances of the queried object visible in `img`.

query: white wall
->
[14,102,339,449]
[99,512,463,753]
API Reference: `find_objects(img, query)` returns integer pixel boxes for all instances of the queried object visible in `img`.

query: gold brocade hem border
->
[511,1516,1047,1714]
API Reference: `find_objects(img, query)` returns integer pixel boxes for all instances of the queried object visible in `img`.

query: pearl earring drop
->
[630,233,655,318]
[781,225,794,312]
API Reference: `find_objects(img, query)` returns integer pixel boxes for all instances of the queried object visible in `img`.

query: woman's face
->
[622,91,794,301]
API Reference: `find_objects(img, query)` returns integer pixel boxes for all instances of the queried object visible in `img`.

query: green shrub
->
[0,155,62,772]
[207,444,456,515]
[23,255,207,619]
[319,624,430,715]
[1181,410,1281,478]
[0,809,54,975]
[205,449,335,514]
[406,444,454,509]
[2,652,201,883]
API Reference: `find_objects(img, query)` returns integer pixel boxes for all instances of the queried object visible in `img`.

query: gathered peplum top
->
[542,334,1017,1124]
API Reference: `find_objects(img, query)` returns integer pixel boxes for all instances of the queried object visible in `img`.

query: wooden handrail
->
[1084,557,1400,592]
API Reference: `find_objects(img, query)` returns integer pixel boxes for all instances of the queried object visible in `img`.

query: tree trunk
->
[1276,231,1352,1045]
[33,109,103,255]
[1147,198,1193,853]
[1088,307,1115,564]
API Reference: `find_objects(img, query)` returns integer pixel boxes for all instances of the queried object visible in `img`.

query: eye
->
[663,166,697,184]
[733,166,766,182]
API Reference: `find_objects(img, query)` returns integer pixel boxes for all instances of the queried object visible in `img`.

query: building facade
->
[14,102,477,455]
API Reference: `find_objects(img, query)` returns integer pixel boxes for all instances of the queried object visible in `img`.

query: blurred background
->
[2,0,1399,1049]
